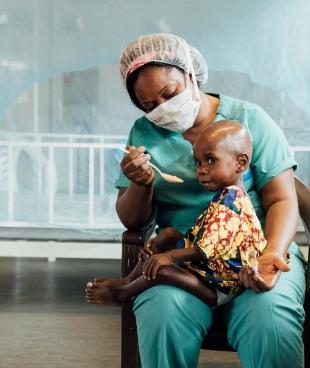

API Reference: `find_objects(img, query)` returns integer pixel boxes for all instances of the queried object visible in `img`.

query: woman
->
[115,34,306,367]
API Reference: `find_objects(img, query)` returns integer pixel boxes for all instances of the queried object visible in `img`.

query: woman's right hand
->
[121,145,154,186]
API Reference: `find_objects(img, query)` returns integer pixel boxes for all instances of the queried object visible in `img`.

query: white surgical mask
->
[145,84,201,133]
[145,40,201,133]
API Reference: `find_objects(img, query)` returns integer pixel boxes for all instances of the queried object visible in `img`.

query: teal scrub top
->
[115,94,297,235]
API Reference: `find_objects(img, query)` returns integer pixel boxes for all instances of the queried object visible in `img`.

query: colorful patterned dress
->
[178,185,267,298]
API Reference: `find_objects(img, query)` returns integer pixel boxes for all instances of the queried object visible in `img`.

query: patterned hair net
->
[119,33,208,86]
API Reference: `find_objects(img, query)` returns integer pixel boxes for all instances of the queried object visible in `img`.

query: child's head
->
[193,120,252,191]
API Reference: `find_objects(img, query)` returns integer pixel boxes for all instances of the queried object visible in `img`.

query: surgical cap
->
[119,33,208,86]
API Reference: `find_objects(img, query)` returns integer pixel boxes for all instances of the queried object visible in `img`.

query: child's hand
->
[138,227,183,262]
[245,249,259,273]
[142,252,174,280]
[138,239,154,262]
[149,227,183,254]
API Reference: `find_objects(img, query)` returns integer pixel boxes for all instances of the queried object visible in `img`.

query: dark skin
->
[92,227,184,287]
[86,122,254,306]
[86,227,218,307]
[193,121,252,192]
[115,66,219,229]
[239,171,293,291]
[87,64,297,301]
[86,266,218,307]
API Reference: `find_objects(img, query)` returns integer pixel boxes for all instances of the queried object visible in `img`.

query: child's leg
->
[86,265,218,307]
[91,227,183,286]
[92,259,143,287]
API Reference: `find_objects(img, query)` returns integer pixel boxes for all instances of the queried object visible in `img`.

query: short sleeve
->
[196,203,242,259]
[248,107,297,191]
[114,130,132,189]
[181,210,207,249]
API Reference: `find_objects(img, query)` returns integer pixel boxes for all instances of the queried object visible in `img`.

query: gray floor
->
[0,257,240,368]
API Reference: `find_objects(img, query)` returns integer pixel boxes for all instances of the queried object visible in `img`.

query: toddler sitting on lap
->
[86,120,268,307]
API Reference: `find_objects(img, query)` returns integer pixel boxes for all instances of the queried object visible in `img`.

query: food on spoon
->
[162,174,184,183]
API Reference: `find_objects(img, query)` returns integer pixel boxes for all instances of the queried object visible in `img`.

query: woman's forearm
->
[260,170,299,257]
[263,198,298,256]
[116,183,154,229]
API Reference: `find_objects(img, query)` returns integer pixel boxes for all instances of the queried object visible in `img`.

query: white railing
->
[0,133,309,229]
[0,133,127,229]
[291,146,310,153]
[2,132,127,141]
[2,132,127,195]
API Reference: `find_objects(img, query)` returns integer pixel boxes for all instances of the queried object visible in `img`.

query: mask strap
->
[182,39,200,102]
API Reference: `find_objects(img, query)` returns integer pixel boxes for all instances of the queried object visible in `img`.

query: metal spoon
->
[118,148,184,184]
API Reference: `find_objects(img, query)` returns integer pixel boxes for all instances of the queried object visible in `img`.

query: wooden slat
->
[121,237,142,368]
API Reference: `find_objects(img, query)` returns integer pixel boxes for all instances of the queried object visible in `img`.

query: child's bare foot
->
[86,282,127,306]
[93,277,128,287]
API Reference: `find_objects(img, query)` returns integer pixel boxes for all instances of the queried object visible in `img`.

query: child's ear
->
[236,154,249,173]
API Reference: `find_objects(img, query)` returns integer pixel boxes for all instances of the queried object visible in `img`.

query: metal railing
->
[0,133,127,228]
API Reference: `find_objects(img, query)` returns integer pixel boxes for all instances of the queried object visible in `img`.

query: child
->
[86,120,267,307]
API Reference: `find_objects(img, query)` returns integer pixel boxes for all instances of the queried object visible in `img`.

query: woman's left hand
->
[238,251,290,292]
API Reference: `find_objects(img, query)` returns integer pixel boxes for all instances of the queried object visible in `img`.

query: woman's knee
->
[226,289,305,364]
[133,286,211,367]
[133,285,212,332]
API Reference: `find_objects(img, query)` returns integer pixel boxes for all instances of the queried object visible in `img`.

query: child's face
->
[193,139,240,192]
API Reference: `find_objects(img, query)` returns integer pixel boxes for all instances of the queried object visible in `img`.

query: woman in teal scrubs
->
[115,33,306,367]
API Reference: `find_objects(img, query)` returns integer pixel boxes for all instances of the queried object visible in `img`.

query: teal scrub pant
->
[133,245,306,368]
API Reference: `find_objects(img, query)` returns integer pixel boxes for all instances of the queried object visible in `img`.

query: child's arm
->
[138,227,184,261]
[142,247,204,280]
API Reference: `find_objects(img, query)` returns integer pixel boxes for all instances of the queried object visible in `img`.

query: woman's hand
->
[239,251,290,292]
[142,253,174,280]
[121,145,154,186]
[239,170,296,293]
